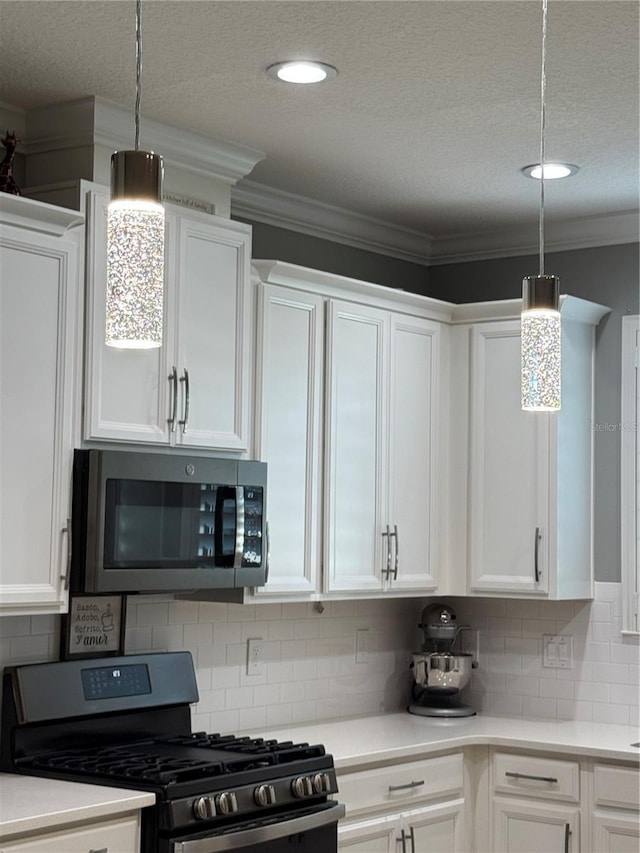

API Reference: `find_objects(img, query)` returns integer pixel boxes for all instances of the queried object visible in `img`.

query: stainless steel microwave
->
[71,449,268,594]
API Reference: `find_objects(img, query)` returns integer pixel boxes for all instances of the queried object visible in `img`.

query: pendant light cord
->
[135,0,142,151]
[539,0,548,276]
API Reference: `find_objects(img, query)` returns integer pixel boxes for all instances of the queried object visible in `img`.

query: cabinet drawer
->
[594,765,640,811]
[493,752,580,803]
[338,753,463,816]
[0,814,140,853]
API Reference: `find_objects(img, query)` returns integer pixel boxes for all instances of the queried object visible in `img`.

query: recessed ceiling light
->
[266,61,338,84]
[522,163,580,180]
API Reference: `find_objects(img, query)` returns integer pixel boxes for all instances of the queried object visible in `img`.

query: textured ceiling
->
[0,0,638,241]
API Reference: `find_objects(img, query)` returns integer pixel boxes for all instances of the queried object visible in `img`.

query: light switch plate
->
[543,634,573,668]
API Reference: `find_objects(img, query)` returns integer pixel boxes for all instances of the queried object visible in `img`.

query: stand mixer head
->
[408,604,477,718]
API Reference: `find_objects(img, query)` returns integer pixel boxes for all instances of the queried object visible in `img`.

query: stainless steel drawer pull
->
[388,779,425,792]
[505,771,559,784]
[89,848,108,853]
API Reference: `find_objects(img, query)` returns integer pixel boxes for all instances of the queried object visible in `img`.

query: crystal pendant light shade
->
[521,274,561,411]
[106,150,165,348]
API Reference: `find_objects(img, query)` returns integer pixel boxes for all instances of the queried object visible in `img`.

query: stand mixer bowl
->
[411,652,473,693]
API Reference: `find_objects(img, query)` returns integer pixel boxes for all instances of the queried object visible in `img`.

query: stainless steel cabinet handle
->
[60,518,71,589]
[89,848,108,853]
[168,366,178,431]
[396,828,407,853]
[505,771,558,784]
[381,524,391,578]
[179,368,190,433]
[406,826,416,853]
[390,523,399,579]
[564,822,572,853]
[388,780,425,792]
[534,526,542,582]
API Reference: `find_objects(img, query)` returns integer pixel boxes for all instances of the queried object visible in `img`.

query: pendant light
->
[521,0,561,411]
[106,0,164,349]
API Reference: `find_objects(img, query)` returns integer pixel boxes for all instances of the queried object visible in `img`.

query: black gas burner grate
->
[163,732,326,763]
[17,733,326,787]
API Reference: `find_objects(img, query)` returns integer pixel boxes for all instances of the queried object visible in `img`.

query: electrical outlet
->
[543,634,573,669]
[246,638,263,676]
[355,629,369,664]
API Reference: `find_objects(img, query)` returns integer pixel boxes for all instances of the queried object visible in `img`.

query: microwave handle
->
[214,486,245,568]
[233,486,245,569]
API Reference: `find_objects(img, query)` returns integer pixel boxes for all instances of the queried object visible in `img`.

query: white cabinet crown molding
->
[0,194,84,236]
[252,259,455,322]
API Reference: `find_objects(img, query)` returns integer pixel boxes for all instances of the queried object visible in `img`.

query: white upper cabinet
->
[252,261,448,600]
[0,195,83,614]
[253,283,324,597]
[455,298,610,599]
[325,300,389,593]
[85,189,252,451]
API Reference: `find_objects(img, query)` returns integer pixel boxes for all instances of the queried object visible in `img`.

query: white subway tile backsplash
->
[0,584,636,731]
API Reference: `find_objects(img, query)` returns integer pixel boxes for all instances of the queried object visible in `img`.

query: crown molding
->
[429,210,640,265]
[232,180,433,265]
[25,96,265,185]
[233,179,639,265]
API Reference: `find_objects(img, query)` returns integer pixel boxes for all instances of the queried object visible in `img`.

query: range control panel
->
[81,663,151,700]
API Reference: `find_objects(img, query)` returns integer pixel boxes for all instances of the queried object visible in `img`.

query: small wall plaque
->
[60,594,126,660]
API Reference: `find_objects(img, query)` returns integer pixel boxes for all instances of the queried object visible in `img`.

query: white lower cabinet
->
[490,751,580,853]
[337,752,465,853]
[340,803,464,853]
[488,751,640,853]
[591,764,640,853]
[0,813,140,853]
[492,799,579,853]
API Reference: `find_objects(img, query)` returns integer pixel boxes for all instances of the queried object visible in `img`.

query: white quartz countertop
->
[0,774,155,840]
[255,713,640,769]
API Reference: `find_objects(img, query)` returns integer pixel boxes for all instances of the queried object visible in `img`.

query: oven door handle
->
[172,803,346,853]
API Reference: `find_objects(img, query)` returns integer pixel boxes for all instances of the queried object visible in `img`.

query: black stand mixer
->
[408,603,477,718]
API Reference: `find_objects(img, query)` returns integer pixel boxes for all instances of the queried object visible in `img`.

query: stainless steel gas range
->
[0,652,344,852]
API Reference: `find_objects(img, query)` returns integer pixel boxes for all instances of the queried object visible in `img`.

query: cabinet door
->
[493,798,579,853]
[388,314,440,592]
[592,812,640,853]
[325,301,389,593]
[84,189,172,443]
[338,814,398,852]
[254,284,324,596]
[407,801,465,852]
[0,813,140,852]
[468,322,550,594]
[0,224,78,614]
[173,214,251,451]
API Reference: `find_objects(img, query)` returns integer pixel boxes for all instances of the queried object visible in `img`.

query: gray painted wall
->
[241,218,639,583]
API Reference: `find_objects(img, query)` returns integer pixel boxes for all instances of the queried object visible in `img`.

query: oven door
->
[168,802,345,853]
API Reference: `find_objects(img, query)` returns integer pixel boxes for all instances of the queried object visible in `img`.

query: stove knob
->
[216,791,238,815]
[254,784,277,807]
[292,776,314,798]
[193,796,216,820]
[312,773,332,793]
